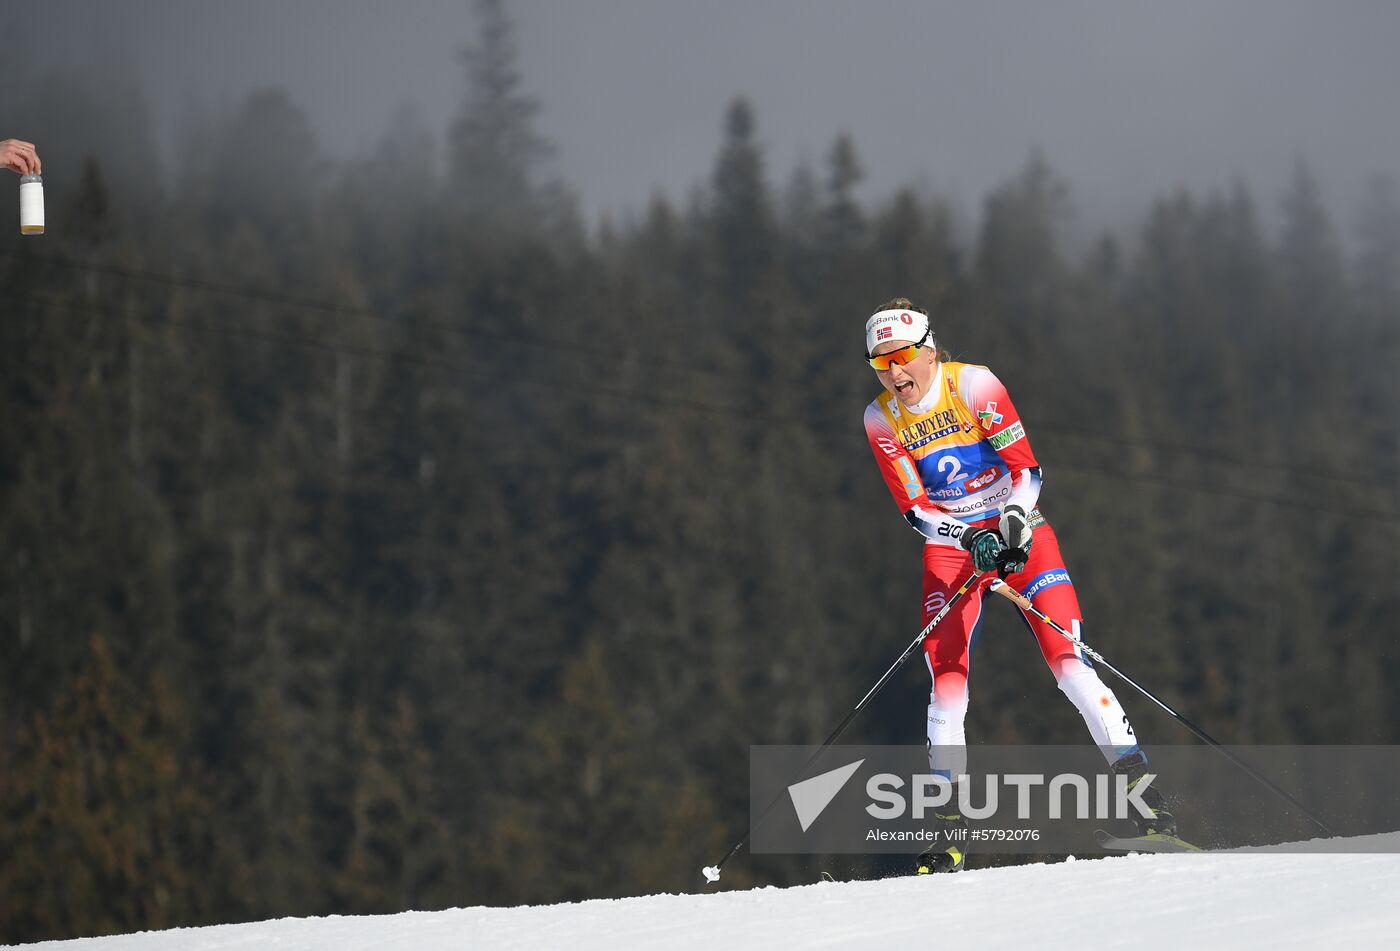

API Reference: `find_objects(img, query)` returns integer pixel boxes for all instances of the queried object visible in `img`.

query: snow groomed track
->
[21,833,1400,950]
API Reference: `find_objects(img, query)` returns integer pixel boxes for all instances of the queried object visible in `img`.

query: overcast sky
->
[14,0,1400,233]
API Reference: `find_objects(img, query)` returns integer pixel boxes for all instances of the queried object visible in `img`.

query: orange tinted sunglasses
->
[867,342,923,371]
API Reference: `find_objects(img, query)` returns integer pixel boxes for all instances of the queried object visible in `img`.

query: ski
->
[1094,828,1202,853]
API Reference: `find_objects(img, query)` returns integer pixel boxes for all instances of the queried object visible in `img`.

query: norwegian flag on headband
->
[876,325,893,341]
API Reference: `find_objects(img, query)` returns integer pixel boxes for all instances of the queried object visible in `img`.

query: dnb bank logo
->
[1022,569,1072,601]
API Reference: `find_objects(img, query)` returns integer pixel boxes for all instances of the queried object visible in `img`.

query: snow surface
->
[18,834,1400,951]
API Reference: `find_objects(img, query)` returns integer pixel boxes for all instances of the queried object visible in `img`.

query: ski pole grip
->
[988,579,1032,611]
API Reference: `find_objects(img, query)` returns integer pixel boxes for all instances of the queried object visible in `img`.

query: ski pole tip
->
[702,865,721,884]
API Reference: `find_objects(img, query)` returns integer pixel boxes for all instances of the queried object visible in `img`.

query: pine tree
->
[972,152,1072,364]
[0,636,219,942]
[1355,175,1400,332]
[823,132,865,250]
[447,0,554,228]
[709,97,775,305]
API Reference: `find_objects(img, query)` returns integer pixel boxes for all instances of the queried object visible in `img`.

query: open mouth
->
[895,380,916,398]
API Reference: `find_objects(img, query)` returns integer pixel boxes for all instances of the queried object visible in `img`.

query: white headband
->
[864,308,931,356]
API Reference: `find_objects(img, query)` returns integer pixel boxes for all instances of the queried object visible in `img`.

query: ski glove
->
[960,528,1006,573]
[997,504,1034,574]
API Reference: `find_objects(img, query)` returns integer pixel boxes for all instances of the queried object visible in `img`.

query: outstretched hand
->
[1,139,42,175]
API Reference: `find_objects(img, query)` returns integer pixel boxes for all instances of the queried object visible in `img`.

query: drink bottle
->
[20,172,44,235]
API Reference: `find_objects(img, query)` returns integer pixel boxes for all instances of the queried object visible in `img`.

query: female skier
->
[861,297,1174,873]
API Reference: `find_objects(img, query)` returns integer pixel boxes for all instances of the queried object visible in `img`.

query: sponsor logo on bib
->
[963,466,1001,492]
[988,422,1025,451]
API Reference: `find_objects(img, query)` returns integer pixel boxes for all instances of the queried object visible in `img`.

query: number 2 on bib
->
[937,455,968,485]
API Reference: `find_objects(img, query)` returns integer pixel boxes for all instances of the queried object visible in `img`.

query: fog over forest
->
[11,0,1400,234]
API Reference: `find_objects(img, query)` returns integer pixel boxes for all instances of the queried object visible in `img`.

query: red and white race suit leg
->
[920,521,1140,769]
[1003,523,1140,761]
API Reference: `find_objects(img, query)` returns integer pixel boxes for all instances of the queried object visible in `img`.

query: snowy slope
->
[19,835,1400,951]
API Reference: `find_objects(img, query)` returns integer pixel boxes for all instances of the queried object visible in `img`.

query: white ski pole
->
[987,578,1335,836]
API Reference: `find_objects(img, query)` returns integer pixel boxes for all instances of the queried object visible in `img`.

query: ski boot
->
[1111,749,1177,837]
[915,808,968,874]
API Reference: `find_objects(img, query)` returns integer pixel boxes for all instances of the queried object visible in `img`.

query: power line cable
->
[27,294,796,428]
[1043,420,1397,490]
[23,293,1400,526]
[1,247,755,383]
[10,247,1395,489]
